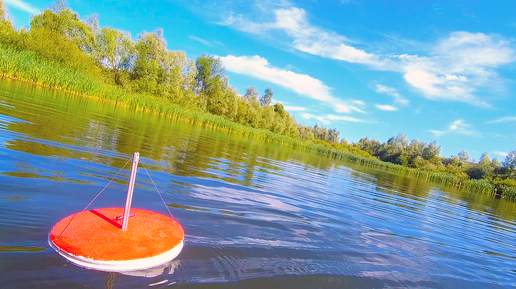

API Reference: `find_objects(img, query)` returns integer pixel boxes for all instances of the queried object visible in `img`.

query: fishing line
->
[56,156,133,239]
[140,160,175,220]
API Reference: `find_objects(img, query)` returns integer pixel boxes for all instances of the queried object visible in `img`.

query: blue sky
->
[4,0,516,160]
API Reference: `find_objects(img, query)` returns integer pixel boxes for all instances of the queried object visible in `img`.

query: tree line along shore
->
[1,1,515,199]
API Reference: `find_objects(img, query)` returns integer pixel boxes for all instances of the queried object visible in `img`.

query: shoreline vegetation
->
[1,1,515,200]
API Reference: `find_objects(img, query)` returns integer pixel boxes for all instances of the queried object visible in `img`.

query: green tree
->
[407,140,424,158]
[194,54,224,96]
[132,30,168,92]
[458,150,470,162]
[377,133,409,164]
[313,124,329,142]
[355,137,381,156]
[194,54,227,112]
[22,3,99,73]
[298,124,315,140]
[422,141,441,160]
[31,2,95,52]
[284,116,299,138]
[468,152,494,180]
[95,27,135,85]
[328,128,340,143]
[132,30,187,100]
[244,87,260,103]
[205,78,238,119]
[389,133,409,150]
[491,158,501,168]
[242,87,261,126]
[180,59,200,108]
[504,150,516,170]
[259,105,274,130]
[271,103,288,134]
[0,0,18,48]
[0,0,8,22]
[235,96,250,124]
[260,87,273,106]
[479,152,491,166]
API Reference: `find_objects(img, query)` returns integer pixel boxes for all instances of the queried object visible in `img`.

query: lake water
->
[1,79,515,289]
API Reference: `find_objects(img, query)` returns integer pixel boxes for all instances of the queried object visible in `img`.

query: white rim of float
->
[49,236,184,272]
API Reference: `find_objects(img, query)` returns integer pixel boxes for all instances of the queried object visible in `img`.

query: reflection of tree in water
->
[2,81,339,185]
[5,81,516,222]
[345,158,516,221]
[347,164,432,199]
[442,186,516,221]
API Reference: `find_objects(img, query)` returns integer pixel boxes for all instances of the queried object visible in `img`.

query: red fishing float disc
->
[49,207,184,272]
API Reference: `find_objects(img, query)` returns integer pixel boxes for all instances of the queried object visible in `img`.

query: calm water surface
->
[0,79,515,289]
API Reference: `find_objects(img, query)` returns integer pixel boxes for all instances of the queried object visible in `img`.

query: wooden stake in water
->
[122,152,139,231]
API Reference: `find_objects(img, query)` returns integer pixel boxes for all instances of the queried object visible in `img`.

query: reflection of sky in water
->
[0,80,515,288]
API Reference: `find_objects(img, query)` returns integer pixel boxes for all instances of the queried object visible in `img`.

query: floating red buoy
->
[49,153,185,272]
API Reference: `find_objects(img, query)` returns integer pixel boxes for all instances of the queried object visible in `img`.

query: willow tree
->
[0,0,18,47]
[180,59,199,108]
[284,115,300,138]
[194,54,224,95]
[240,87,260,126]
[132,30,187,100]
[194,54,226,111]
[355,137,381,156]
[298,124,315,140]
[271,103,287,134]
[0,0,7,20]
[422,141,441,160]
[458,150,470,162]
[505,150,516,170]
[313,124,329,141]
[468,152,495,180]
[25,3,99,73]
[260,87,273,106]
[259,105,275,130]
[94,27,135,85]
[235,95,249,124]
[132,30,167,92]
[328,128,340,143]
[31,2,95,52]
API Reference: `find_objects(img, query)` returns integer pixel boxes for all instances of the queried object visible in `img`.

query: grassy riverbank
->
[2,45,515,200]
[0,45,368,157]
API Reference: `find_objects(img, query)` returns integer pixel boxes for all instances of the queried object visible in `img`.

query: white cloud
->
[283,106,306,111]
[429,130,445,137]
[301,113,370,124]
[429,119,480,137]
[188,35,214,47]
[375,104,397,111]
[222,7,386,68]
[222,6,516,107]
[494,151,508,157]
[327,114,369,123]
[398,32,515,107]
[375,84,409,106]
[220,55,366,114]
[4,0,39,14]
[448,119,479,136]
[301,113,330,125]
[487,116,516,124]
